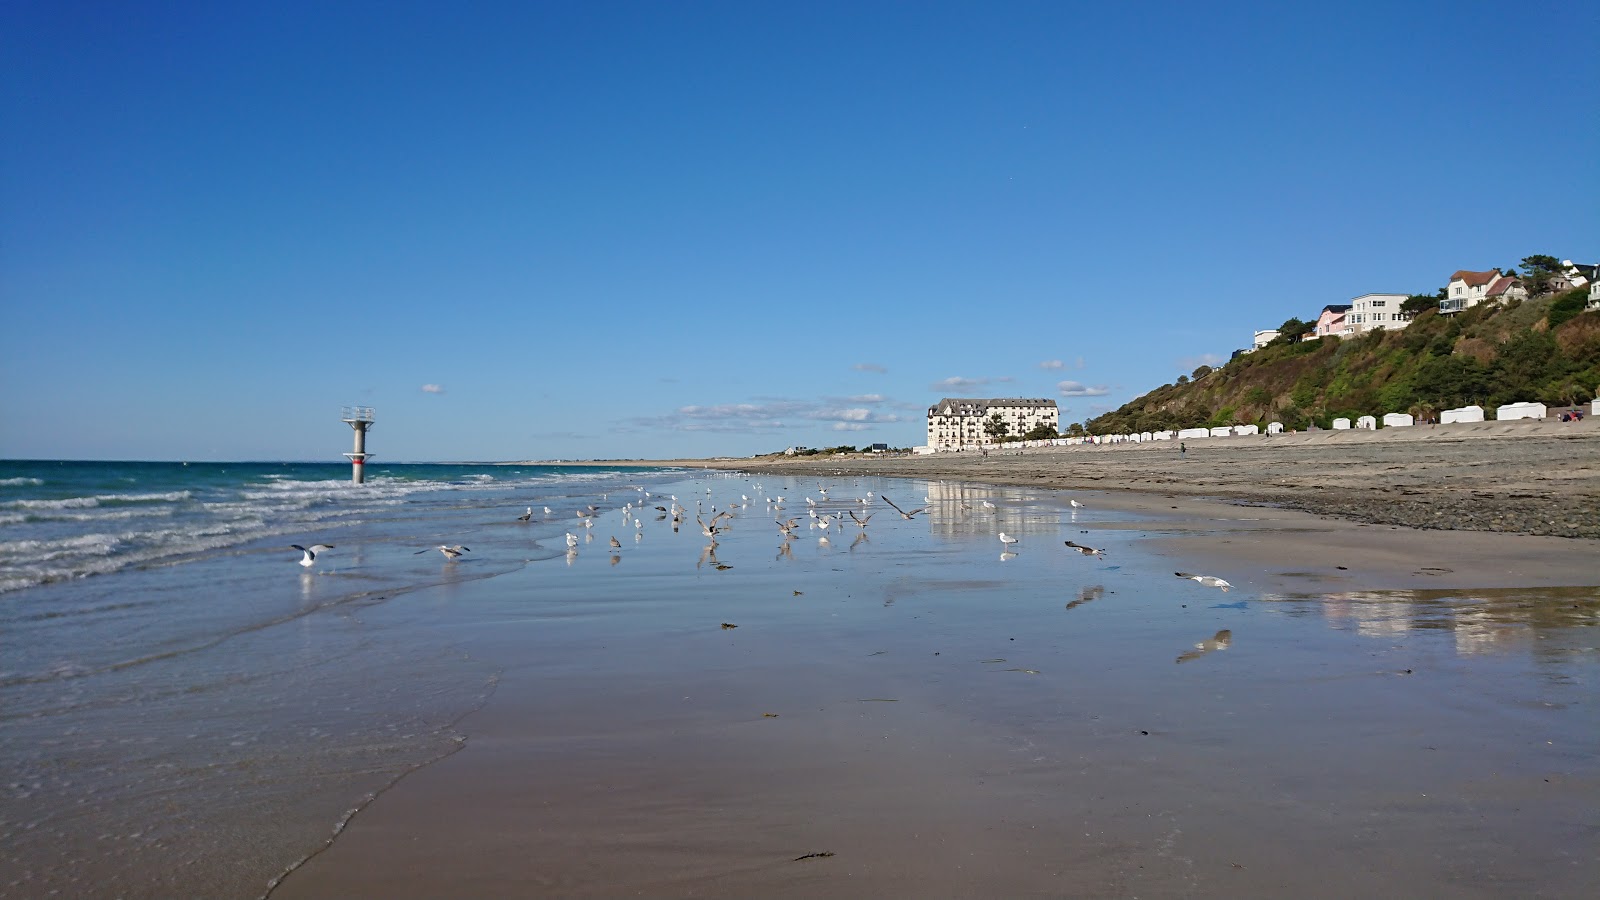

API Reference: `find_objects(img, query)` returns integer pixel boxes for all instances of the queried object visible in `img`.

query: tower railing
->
[341,406,375,423]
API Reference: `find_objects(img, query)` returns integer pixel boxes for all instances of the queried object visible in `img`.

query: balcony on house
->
[1439,297,1469,314]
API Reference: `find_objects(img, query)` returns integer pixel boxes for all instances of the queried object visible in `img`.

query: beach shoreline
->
[692,418,1600,539]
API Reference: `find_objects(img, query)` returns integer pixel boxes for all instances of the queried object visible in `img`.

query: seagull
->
[565,532,579,550]
[543,506,553,515]
[415,544,470,560]
[517,507,533,522]
[981,500,996,510]
[848,510,873,528]
[1063,541,1105,556]
[1070,499,1085,509]
[608,536,621,550]
[881,496,927,519]
[998,532,1019,550]
[1175,572,1232,591]
[290,544,334,567]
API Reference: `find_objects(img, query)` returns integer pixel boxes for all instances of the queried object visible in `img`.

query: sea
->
[0,459,691,898]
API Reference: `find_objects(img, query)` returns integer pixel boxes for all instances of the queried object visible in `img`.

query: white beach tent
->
[1267,422,1284,434]
[1332,418,1351,430]
[1382,413,1413,427]
[1208,426,1232,437]
[1356,416,1377,430]
[1233,424,1259,435]
[1495,401,1546,420]
[1178,428,1209,439]
[1441,405,1485,424]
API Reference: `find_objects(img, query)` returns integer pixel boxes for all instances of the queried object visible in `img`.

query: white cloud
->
[932,376,989,390]
[1057,380,1110,397]
[1039,360,1065,370]
[852,362,888,374]
[847,394,885,404]
[1177,353,1226,370]
[421,384,445,394]
[832,423,870,432]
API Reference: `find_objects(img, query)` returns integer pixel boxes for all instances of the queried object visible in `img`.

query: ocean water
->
[0,459,690,898]
[2,462,1596,898]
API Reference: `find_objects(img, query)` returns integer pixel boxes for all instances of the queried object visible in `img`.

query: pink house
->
[1314,304,1352,338]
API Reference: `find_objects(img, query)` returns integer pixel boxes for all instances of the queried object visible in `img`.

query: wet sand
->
[270,472,1600,899]
[709,418,1600,538]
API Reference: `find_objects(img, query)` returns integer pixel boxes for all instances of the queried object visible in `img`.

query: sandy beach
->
[5,459,1596,899]
[709,418,1600,539]
[262,460,1597,898]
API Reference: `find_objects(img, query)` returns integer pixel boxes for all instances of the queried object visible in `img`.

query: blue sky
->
[4,0,1596,461]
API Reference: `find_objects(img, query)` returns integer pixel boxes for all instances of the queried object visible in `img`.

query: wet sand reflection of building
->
[922,480,1064,538]
[1260,588,1599,659]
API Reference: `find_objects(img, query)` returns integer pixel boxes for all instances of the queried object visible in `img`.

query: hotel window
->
[1373,300,1385,306]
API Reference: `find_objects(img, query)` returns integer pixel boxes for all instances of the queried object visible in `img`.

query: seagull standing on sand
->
[290,544,334,568]
[1175,572,1232,591]
[998,533,1019,551]
[517,507,533,522]
[1070,499,1085,509]
[565,533,580,550]
[609,536,622,550]
[416,545,470,560]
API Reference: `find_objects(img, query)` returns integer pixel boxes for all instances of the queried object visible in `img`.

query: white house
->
[1252,329,1280,349]
[1346,293,1411,335]
[1441,269,1527,314]
[926,398,1058,449]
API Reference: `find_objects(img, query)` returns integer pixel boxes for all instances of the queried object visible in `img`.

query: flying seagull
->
[1063,540,1105,556]
[848,510,873,528]
[416,545,470,560]
[1175,572,1232,591]
[880,496,927,519]
[290,544,334,568]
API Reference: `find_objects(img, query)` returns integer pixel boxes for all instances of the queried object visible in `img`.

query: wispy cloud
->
[932,376,989,390]
[1039,359,1065,370]
[626,398,900,436]
[845,394,884,404]
[852,362,888,374]
[1177,353,1226,370]
[421,384,445,394]
[1057,380,1110,397]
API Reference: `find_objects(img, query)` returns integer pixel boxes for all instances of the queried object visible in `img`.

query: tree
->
[1022,423,1058,441]
[1191,364,1214,379]
[1401,292,1441,316]
[1519,254,1564,295]
[1065,422,1085,437]
[1273,317,1310,345]
[983,413,1009,441]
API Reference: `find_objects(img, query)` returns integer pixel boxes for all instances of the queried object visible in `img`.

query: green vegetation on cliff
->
[1086,288,1600,434]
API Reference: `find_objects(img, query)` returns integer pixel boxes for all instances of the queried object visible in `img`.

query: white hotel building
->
[926,398,1059,449]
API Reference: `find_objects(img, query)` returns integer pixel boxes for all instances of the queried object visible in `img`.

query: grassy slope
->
[1086,288,1600,434]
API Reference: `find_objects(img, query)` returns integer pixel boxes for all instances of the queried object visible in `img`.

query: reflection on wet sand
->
[1176,629,1232,663]
[922,481,1065,537]
[1259,586,1600,657]
[1066,584,1104,610]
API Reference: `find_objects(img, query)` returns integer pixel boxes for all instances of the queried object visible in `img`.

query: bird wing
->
[880,496,908,516]
[290,544,307,552]
[908,507,927,517]
[309,544,335,553]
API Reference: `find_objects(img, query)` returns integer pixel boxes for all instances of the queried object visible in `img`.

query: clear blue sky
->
[4,1,1596,461]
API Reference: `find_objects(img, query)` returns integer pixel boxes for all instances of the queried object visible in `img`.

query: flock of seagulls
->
[286,481,1239,637]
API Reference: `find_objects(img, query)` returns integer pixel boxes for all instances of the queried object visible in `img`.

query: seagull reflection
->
[1176,629,1232,664]
[1066,585,1104,611]
[565,549,578,566]
[850,531,870,550]
[609,554,621,566]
